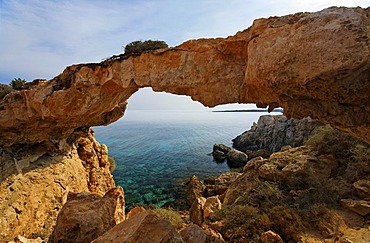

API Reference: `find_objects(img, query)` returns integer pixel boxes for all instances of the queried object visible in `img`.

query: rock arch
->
[0,6,369,147]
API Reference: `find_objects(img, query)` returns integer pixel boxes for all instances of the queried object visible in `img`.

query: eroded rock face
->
[0,7,369,149]
[52,187,124,243]
[0,128,115,242]
[92,210,184,243]
[233,115,322,157]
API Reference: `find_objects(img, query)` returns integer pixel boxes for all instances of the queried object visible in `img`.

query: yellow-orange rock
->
[0,128,115,242]
[0,7,369,148]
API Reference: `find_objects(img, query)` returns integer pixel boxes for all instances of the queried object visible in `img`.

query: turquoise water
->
[93,110,273,207]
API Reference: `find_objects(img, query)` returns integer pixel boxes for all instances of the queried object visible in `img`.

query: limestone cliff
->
[0,6,369,148]
[0,128,115,242]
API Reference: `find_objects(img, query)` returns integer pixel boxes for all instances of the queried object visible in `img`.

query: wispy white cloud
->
[0,0,369,83]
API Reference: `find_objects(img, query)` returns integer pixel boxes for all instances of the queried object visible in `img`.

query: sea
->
[93,109,277,207]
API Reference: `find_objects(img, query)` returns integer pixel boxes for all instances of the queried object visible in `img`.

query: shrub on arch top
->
[124,40,168,56]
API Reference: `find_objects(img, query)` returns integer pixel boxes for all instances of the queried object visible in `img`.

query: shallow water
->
[93,110,276,207]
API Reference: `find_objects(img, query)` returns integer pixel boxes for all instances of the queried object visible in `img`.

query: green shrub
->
[211,205,272,239]
[9,78,26,90]
[153,207,183,229]
[108,156,116,173]
[124,40,168,56]
[305,125,363,158]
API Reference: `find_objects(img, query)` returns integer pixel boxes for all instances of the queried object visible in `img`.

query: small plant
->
[123,40,168,56]
[9,78,26,90]
[108,156,116,172]
[153,207,183,229]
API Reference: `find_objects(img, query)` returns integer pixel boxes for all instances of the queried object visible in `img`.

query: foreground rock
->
[233,115,322,157]
[92,210,183,243]
[52,187,125,243]
[0,128,115,242]
[0,7,369,150]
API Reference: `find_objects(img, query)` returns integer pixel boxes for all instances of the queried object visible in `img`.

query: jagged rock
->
[340,199,370,216]
[189,197,206,226]
[92,210,183,243]
[186,175,206,206]
[233,115,322,157]
[203,172,240,198]
[212,144,232,162]
[203,196,222,219]
[180,224,224,243]
[353,180,370,199]
[0,129,115,242]
[226,149,248,168]
[243,156,265,172]
[126,206,146,219]
[0,7,369,150]
[260,230,284,243]
[8,235,43,243]
[52,187,125,243]
[257,146,337,188]
[212,144,248,168]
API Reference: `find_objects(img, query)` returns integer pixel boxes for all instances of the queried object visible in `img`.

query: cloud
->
[0,0,368,83]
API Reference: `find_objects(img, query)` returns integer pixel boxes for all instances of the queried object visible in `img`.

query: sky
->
[1,0,369,110]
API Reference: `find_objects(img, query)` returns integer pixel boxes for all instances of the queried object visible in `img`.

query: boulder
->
[92,210,183,243]
[52,187,125,243]
[186,175,206,206]
[212,144,232,162]
[189,197,206,226]
[203,196,222,219]
[353,180,370,199]
[180,224,224,243]
[260,230,284,243]
[340,199,370,216]
[226,149,248,168]
[203,172,240,198]
[126,206,146,219]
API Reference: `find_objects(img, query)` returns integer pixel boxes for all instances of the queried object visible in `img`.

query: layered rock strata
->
[0,7,369,149]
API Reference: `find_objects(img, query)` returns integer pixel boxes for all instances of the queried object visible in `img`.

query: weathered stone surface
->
[353,180,370,199]
[126,206,146,219]
[340,199,370,216]
[203,172,240,198]
[257,146,337,188]
[52,187,124,243]
[233,115,322,157]
[0,7,369,149]
[260,230,284,243]
[0,128,115,242]
[189,197,206,226]
[186,175,206,206]
[180,223,224,243]
[92,210,184,243]
[203,196,222,219]
[212,144,232,162]
[226,149,248,168]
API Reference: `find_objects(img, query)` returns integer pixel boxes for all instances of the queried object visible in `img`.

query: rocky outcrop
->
[92,210,184,243]
[233,115,322,157]
[0,7,369,150]
[0,128,115,242]
[52,187,125,243]
[212,144,249,168]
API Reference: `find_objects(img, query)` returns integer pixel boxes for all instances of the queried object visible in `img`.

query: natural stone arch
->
[0,6,369,148]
